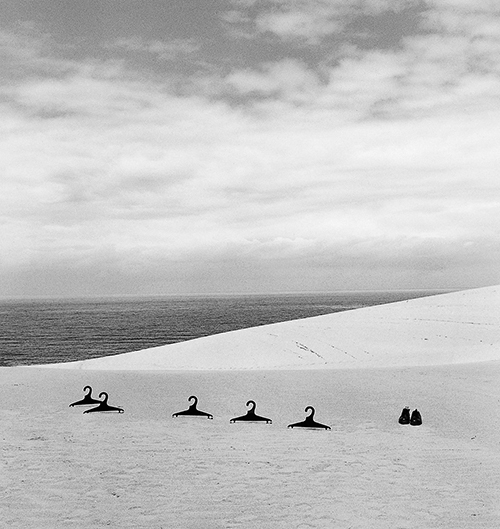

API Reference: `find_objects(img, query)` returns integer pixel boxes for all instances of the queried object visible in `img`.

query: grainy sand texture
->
[2,285,500,528]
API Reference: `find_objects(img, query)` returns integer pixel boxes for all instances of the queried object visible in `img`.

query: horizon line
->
[0,287,465,302]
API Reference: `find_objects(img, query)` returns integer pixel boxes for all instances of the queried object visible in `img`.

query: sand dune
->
[44,285,500,370]
[3,285,500,528]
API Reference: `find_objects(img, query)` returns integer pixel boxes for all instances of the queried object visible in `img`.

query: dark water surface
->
[0,291,448,366]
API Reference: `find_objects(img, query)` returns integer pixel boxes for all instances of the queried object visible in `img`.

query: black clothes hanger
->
[69,386,101,407]
[288,406,330,430]
[172,395,213,419]
[230,400,272,424]
[83,392,124,413]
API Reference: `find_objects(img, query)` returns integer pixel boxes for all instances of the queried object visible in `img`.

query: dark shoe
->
[398,407,410,424]
[410,409,422,426]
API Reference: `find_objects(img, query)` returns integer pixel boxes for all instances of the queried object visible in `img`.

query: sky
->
[0,0,499,297]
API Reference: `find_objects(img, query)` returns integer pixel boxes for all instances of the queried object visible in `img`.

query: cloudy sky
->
[1,0,499,297]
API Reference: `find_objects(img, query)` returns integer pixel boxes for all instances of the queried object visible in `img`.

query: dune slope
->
[44,285,500,370]
[5,285,500,528]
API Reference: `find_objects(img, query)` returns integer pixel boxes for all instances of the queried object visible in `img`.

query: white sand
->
[2,285,500,528]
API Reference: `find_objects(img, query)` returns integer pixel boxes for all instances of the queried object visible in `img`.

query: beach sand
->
[2,286,500,528]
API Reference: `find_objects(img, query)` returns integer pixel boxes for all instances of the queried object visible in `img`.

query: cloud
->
[255,5,341,43]
[226,58,320,100]
[226,0,422,44]
[106,37,199,61]
[221,0,500,120]
[1,1,500,296]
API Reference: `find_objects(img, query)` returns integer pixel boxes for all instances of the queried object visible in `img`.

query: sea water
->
[0,291,446,367]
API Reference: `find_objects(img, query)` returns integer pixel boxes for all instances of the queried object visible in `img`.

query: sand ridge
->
[41,284,500,370]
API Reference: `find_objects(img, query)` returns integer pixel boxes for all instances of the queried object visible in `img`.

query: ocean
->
[0,290,447,367]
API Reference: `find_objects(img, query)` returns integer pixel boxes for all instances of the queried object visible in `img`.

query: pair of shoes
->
[398,407,422,426]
